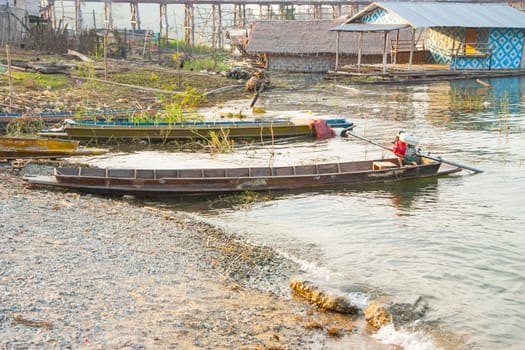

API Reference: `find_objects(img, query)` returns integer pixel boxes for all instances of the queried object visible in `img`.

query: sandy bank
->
[1,163,391,349]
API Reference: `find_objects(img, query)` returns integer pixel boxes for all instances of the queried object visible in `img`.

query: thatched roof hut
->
[246,18,389,56]
[245,18,412,72]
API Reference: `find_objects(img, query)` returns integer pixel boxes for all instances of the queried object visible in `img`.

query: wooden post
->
[184,4,191,45]
[451,33,457,71]
[382,31,389,74]
[6,44,13,109]
[159,3,168,44]
[408,28,416,70]
[130,2,136,30]
[233,4,238,27]
[191,4,195,50]
[212,4,216,49]
[242,4,246,27]
[159,4,163,43]
[75,0,82,33]
[130,1,141,30]
[357,32,363,72]
[104,1,112,30]
[218,5,222,48]
[335,31,340,71]
[394,29,400,64]
[104,30,108,80]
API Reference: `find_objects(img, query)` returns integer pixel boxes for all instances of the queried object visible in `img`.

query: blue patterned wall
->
[425,28,461,64]
[489,28,524,69]
[362,8,402,25]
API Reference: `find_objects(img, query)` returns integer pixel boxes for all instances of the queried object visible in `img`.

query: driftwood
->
[67,49,93,62]
[13,315,53,329]
[204,84,243,97]
[6,61,73,74]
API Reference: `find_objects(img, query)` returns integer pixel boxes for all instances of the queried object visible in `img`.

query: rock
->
[289,279,359,314]
[364,301,392,329]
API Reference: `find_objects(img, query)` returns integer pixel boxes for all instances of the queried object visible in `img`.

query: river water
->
[85,76,525,350]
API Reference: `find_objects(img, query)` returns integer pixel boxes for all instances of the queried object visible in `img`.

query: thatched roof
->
[245,18,409,55]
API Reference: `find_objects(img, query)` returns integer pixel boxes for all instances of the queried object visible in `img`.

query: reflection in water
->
[426,77,524,133]
[142,175,445,215]
[78,75,525,350]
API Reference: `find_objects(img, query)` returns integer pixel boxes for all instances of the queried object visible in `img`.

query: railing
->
[451,42,492,57]
[391,39,425,53]
[450,42,493,70]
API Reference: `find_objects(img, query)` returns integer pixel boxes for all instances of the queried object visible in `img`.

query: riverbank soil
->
[0,163,395,349]
[1,50,251,116]
[1,51,395,349]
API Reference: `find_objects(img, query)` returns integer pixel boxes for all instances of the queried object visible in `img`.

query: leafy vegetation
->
[6,117,44,136]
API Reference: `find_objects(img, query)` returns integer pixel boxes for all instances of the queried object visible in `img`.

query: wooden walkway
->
[327,64,525,82]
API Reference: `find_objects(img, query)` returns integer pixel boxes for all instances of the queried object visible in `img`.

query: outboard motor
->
[393,131,420,165]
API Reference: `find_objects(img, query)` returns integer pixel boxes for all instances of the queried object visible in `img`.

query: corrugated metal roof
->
[329,23,409,32]
[348,2,525,29]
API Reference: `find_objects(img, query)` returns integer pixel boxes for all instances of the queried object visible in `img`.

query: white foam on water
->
[372,324,442,350]
[346,292,370,310]
[276,249,334,277]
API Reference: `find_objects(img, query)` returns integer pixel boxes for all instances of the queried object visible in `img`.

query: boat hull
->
[0,137,106,159]
[25,157,461,197]
[64,123,316,141]
[60,119,354,141]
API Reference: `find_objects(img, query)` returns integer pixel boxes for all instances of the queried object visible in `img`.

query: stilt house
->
[335,2,525,70]
[245,18,412,73]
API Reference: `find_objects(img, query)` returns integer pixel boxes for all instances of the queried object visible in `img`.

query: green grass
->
[2,71,73,90]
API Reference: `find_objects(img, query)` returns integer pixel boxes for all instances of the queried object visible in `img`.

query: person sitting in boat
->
[393,131,420,165]
[393,133,406,158]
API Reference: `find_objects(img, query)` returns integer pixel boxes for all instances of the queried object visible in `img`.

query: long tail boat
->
[0,137,107,159]
[0,109,151,132]
[24,156,461,198]
[43,118,354,142]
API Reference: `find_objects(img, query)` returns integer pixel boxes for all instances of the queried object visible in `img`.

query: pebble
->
[1,163,388,349]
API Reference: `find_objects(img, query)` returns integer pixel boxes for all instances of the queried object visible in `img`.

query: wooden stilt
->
[6,44,13,110]
[408,28,416,70]
[159,3,168,44]
[335,31,340,71]
[130,2,137,30]
[218,5,222,48]
[184,4,191,45]
[212,4,216,48]
[104,1,112,29]
[382,31,389,74]
[74,0,82,33]
[357,32,363,72]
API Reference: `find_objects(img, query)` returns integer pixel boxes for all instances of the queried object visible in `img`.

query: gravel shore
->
[1,162,389,350]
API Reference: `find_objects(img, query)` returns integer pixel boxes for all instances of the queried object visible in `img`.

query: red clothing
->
[393,140,407,157]
[310,119,336,140]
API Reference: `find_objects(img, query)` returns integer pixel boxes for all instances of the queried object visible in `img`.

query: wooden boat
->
[46,118,354,141]
[0,109,149,132]
[0,137,107,159]
[24,156,462,197]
